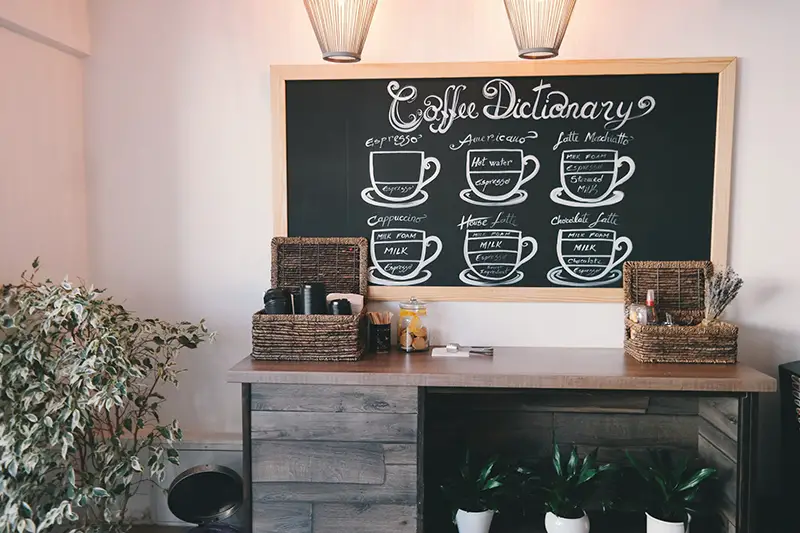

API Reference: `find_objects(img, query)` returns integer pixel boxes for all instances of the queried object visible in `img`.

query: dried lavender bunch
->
[703,266,743,324]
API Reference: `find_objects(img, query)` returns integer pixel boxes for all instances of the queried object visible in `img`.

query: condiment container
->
[397,297,429,352]
[645,288,658,324]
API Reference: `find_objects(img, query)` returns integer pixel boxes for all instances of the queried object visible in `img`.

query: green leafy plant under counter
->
[625,449,717,525]
[541,444,614,520]
[441,450,508,514]
[514,442,615,533]
[441,450,510,533]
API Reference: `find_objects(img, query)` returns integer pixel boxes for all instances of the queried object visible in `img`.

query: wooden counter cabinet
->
[230,348,775,533]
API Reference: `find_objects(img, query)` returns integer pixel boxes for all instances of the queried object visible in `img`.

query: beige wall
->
[85,0,799,501]
[0,0,90,55]
[0,2,88,282]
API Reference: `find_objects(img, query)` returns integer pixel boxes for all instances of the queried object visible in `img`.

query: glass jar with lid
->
[397,297,429,352]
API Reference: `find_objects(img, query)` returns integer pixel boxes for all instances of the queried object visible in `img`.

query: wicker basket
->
[623,261,738,364]
[251,237,368,362]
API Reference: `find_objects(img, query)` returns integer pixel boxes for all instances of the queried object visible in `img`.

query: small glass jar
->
[397,297,429,352]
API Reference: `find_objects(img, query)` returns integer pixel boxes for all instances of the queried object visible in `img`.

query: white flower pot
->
[646,512,691,533]
[544,511,590,533]
[455,509,495,533]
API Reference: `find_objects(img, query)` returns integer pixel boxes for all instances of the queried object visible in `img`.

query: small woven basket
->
[623,261,738,364]
[251,237,368,362]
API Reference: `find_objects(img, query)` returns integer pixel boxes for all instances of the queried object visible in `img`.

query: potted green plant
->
[625,449,717,533]
[0,260,214,533]
[533,443,614,533]
[441,451,508,533]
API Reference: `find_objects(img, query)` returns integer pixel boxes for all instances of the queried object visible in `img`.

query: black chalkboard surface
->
[275,59,736,301]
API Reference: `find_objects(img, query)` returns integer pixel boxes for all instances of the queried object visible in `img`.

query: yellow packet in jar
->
[398,297,429,352]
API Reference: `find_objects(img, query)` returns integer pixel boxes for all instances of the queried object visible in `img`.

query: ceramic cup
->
[560,149,635,203]
[371,228,442,281]
[370,151,440,202]
[466,149,540,202]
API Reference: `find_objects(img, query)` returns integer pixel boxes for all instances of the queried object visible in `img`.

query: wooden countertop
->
[227,347,776,393]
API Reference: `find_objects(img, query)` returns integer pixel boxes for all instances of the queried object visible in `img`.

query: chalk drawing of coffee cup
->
[361,151,440,209]
[550,149,635,208]
[547,229,632,287]
[459,229,538,286]
[460,149,540,207]
[369,228,442,286]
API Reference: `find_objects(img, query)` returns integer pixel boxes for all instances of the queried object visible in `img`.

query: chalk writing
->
[388,79,656,135]
[362,150,440,209]
[460,149,539,207]
[369,228,442,286]
[547,228,632,287]
[449,131,539,151]
[365,134,423,149]
[457,212,519,230]
[460,229,538,286]
[367,214,428,228]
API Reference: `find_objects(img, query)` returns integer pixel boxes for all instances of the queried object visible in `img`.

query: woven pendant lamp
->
[503,0,578,59]
[303,0,379,63]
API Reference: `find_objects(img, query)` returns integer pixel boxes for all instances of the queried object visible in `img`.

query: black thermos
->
[263,288,291,314]
[301,282,327,315]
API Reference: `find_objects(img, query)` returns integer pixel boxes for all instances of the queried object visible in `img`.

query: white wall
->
[85,0,800,500]
[0,1,89,282]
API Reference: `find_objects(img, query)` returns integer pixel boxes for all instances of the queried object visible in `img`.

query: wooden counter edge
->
[226,359,777,394]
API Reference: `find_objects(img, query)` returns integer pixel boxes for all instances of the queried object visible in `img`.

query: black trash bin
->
[167,465,244,533]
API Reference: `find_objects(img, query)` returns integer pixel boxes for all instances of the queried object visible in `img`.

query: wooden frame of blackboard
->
[271,57,737,302]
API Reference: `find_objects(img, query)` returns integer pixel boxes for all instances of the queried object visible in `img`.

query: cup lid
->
[167,465,243,524]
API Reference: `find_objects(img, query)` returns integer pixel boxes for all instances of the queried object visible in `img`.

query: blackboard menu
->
[278,61,733,298]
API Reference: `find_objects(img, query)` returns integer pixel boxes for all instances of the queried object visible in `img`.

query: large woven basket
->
[251,237,368,362]
[623,261,738,364]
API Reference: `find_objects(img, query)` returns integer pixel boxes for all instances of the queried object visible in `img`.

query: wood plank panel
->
[719,493,737,533]
[430,391,650,414]
[251,412,417,442]
[575,445,695,465]
[252,502,311,533]
[698,418,737,462]
[429,411,553,458]
[647,396,699,415]
[251,384,418,413]
[555,413,698,448]
[253,465,416,504]
[698,434,737,507]
[312,504,416,533]
[382,443,416,465]
[252,441,385,484]
[699,398,739,441]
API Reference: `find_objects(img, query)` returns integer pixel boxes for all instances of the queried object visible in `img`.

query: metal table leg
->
[737,392,758,533]
[242,384,252,533]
